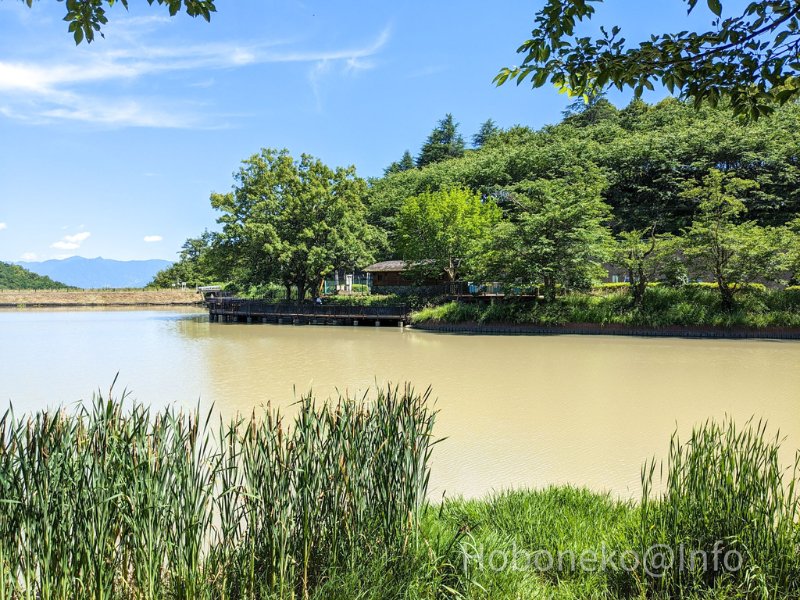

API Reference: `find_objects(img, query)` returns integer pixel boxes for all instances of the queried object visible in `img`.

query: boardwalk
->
[207,298,409,326]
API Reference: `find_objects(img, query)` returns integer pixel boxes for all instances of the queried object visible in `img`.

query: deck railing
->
[207,298,409,319]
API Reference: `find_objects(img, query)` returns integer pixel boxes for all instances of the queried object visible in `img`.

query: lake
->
[1,307,798,500]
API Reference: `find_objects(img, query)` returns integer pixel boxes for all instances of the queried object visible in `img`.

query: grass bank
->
[0,388,798,598]
[412,286,800,329]
[0,288,202,307]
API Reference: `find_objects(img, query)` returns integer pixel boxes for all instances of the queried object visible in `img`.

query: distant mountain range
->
[18,256,172,289]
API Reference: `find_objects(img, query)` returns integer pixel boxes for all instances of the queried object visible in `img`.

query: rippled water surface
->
[2,308,798,499]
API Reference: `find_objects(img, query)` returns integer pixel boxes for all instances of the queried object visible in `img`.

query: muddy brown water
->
[2,308,798,500]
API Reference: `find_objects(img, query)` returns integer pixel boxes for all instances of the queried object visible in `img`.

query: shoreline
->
[0,289,203,308]
[410,320,800,340]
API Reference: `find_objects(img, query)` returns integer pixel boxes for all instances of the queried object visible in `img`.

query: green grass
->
[639,419,800,597]
[1,391,797,599]
[411,286,800,328]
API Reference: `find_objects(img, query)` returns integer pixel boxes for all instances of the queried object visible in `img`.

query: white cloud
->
[51,241,80,250]
[0,25,392,128]
[51,231,90,250]
[64,231,90,243]
[143,235,163,243]
[19,252,37,261]
[0,222,6,231]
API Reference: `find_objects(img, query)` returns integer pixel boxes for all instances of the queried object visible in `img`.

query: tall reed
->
[639,418,800,597]
[0,384,437,599]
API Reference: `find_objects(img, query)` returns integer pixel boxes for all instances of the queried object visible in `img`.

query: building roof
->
[363,260,409,273]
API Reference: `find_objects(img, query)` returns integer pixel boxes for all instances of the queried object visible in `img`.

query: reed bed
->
[0,385,437,599]
[639,418,800,597]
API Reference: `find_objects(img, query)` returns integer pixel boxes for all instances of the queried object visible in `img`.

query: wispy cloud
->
[0,22,392,127]
[0,222,6,231]
[51,231,90,250]
[20,252,37,261]
[143,235,163,243]
[306,27,391,112]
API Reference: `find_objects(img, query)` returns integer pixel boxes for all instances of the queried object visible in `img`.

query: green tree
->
[212,148,376,301]
[785,216,800,283]
[22,0,216,44]
[148,231,218,288]
[562,96,619,127]
[472,119,500,148]
[0,262,71,289]
[682,169,788,307]
[416,114,465,167]
[496,0,800,119]
[482,173,613,300]
[612,228,681,306]
[396,187,500,283]
[383,150,415,175]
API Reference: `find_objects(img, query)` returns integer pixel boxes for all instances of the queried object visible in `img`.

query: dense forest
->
[0,262,70,290]
[151,98,800,309]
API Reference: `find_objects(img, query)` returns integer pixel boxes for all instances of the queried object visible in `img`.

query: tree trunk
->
[717,277,735,310]
[543,275,557,302]
[630,267,647,307]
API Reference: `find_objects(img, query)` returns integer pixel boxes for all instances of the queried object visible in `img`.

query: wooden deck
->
[206,298,409,326]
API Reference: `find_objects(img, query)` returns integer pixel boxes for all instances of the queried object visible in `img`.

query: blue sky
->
[0,0,747,262]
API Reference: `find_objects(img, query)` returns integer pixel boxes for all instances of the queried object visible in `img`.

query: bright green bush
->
[322,293,402,307]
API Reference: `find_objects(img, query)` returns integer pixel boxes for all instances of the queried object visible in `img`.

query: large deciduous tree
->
[22,0,216,44]
[148,230,219,288]
[212,149,376,301]
[682,169,789,307]
[496,0,800,119]
[612,228,681,306]
[396,187,500,283]
[482,172,613,300]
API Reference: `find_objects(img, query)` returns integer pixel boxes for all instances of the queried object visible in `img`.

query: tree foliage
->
[22,0,216,44]
[211,149,377,301]
[472,119,500,148]
[479,172,612,299]
[383,150,415,176]
[416,113,466,168]
[682,169,789,306]
[496,0,800,119]
[367,98,800,248]
[0,262,71,289]
[163,99,800,306]
[612,228,681,305]
[396,188,500,283]
[147,231,218,288]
